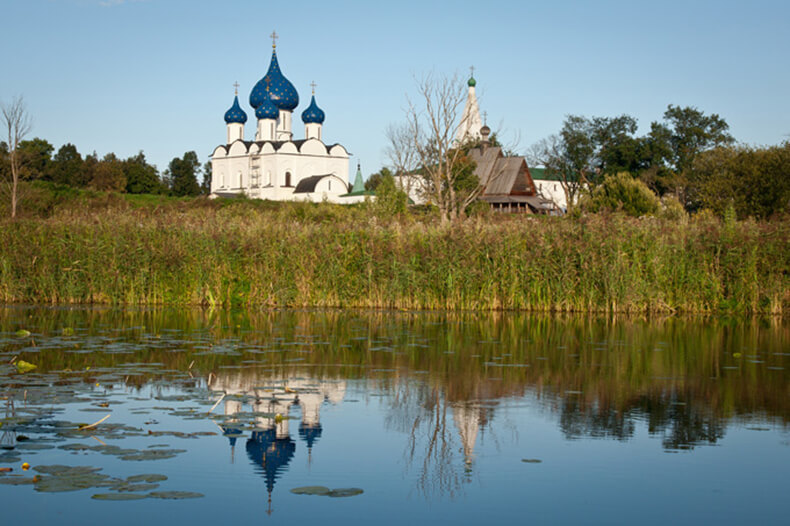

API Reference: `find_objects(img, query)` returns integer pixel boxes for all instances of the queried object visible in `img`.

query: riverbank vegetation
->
[0,183,787,315]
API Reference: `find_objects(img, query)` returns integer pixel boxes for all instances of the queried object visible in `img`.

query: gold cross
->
[470,65,475,78]
[233,81,239,96]
[270,31,278,48]
[310,81,317,95]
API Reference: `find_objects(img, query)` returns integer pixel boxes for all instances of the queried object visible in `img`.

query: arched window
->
[284,171,291,187]
[238,172,243,188]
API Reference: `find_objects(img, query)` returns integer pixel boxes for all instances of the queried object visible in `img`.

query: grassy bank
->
[0,186,788,314]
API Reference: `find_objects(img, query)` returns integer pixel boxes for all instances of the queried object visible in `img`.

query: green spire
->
[352,163,365,193]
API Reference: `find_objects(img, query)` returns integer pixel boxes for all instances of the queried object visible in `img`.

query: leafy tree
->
[581,172,660,217]
[91,153,126,191]
[687,142,790,219]
[364,167,392,192]
[370,172,408,217]
[659,104,734,174]
[50,143,85,186]
[17,137,53,180]
[200,161,212,195]
[168,151,201,197]
[124,151,162,194]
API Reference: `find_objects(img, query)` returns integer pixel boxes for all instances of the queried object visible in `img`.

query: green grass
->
[0,184,788,314]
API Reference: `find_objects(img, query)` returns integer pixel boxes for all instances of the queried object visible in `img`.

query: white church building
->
[210,34,363,203]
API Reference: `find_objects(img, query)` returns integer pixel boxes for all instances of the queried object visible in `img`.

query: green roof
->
[351,164,365,193]
[529,166,564,182]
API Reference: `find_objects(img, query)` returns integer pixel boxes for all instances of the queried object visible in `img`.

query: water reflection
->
[0,306,788,501]
[207,372,345,511]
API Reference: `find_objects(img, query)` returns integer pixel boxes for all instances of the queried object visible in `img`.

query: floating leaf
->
[119,449,186,461]
[0,476,36,485]
[521,459,543,463]
[126,474,168,483]
[291,486,331,496]
[327,488,364,498]
[147,491,204,500]
[15,330,31,337]
[33,465,102,476]
[16,360,38,374]
[34,472,111,492]
[92,493,148,501]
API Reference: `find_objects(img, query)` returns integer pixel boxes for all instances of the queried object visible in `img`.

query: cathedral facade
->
[210,35,361,203]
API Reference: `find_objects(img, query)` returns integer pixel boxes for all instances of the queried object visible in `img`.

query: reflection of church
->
[209,373,346,513]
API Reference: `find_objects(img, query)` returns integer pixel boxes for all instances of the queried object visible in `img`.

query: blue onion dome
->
[224,95,247,124]
[263,49,299,111]
[301,94,325,124]
[255,92,279,120]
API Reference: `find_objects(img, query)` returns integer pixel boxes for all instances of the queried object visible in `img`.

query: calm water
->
[0,307,788,525]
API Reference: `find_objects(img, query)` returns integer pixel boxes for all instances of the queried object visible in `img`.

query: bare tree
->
[387,73,483,224]
[527,134,589,213]
[1,96,32,219]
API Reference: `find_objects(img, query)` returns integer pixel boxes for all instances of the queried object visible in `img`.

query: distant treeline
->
[529,106,790,220]
[0,193,787,315]
[0,138,208,197]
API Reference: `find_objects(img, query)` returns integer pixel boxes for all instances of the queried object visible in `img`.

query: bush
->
[582,172,660,217]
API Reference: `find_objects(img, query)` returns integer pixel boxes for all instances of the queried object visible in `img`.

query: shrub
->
[582,172,660,217]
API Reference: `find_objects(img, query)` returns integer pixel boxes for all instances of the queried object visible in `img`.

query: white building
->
[210,36,356,203]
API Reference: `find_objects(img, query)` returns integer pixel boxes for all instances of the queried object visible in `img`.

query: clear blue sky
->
[3,0,789,178]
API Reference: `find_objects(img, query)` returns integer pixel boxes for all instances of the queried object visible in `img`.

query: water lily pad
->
[15,330,31,337]
[0,476,37,485]
[291,485,331,496]
[127,474,167,483]
[521,459,542,463]
[119,449,186,461]
[111,482,160,492]
[147,491,204,500]
[33,465,102,476]
[92,492,149,501]
[34,472,111,492]
[16,360,38,373]
[327,488,364,498]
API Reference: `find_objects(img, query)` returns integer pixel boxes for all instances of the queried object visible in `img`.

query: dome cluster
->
[224,41,327,130]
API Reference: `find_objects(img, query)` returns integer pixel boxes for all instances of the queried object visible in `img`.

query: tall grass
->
[0,189,787,314]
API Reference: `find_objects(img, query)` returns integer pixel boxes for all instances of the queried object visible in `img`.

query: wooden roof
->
[469,146,536,196]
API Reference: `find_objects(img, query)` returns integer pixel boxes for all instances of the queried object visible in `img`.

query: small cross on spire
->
[270,30,278,48]
[310,81,317,95]
[470,65,475,78]
[233,81,239,96]
[483,111,488,125]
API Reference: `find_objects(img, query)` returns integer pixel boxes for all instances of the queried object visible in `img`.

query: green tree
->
[17,137,53,180]
[124,151,162,194]
[50,143,85,186]
[371,172,408,217]
[200,161,212,195]
[688,142,790,219]
[168,151,201,197]
[660,104,734,174]
[91,153,126,191]
[364,167,392,192]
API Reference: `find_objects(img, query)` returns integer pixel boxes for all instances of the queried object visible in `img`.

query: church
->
[210,33,363,203]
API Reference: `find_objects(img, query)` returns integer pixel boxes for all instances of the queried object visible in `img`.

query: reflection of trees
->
[3,307,788,458]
